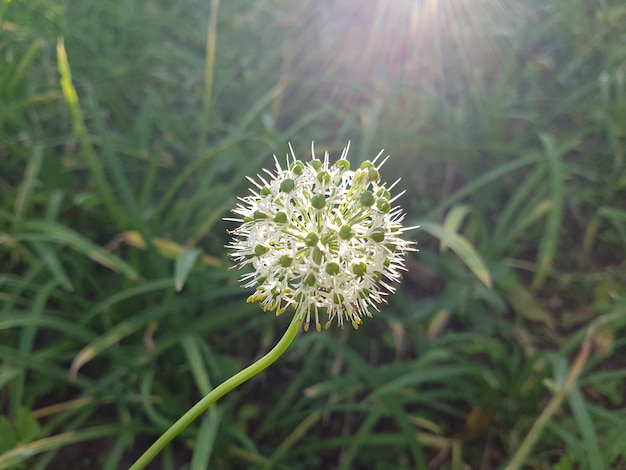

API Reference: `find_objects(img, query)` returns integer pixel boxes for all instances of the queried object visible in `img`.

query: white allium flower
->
[226,142,415,332]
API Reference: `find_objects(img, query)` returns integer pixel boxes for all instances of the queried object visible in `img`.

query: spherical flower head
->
[226,142,415,332]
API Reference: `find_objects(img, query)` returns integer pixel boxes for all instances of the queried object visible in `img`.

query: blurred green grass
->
[1,0,625,469]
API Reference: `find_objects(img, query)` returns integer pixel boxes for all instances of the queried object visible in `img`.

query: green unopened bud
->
[325,262,340,275]
[359,190,375,207]
[304,272,317,286]
[280,178,295,193]
[339,225,353,240]
[317,170,331,185]
[376,187,391,200]
[352,262,367,276]
[311,194,326,209]
[260,186,271,196]
[367,168,380,182]
[304,232,319,247]
[370,228,385,242]
[255,245,270,256]
[279,255,293,267]
[310,160,322,171]
[290,160,304,175]
[274,211,288,223]
[243,216,253,223]
[376,198,391,213]
[254,211,269,220]
[335,159,350,171]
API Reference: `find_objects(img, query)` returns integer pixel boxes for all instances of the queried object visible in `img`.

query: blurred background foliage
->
[1,0,625,468]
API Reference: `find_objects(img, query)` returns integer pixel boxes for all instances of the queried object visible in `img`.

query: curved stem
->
[129,314,301,470]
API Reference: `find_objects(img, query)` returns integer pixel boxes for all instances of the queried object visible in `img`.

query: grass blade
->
[533,134,566,288]
[181,335,213,395]
[13,144,43,222]
[31,241,73,292]
[492,163,547,245]
[174,248,202,292]
[339,407,383,470]
[197,0,220,152]
[567,385,603,469]
[70,305,172,378]
[441,204,473,253]
[0,425,126,470]
[303,334,428,470]
[56,38,120,221]
[16,219,141,282]
[425,154,545,220]
[263,412,322,470]
[418,221,492,288]
[190,409,222,470]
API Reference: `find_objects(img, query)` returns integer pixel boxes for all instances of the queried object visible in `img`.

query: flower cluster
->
[226,143,415,331]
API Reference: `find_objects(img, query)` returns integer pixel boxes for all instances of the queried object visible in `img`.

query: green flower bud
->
[304,232,319,247]
[376,187,391,200]
[274,211,288,223]
[335,159,350,171]
[304,272,317,286]
[325,262,340,275]
[311,194,326,209]
[339,225,353,240]
[352,262,367,276]
[376,198,391,213]
[255,245,270,256]
[370,228,385,242]
[310,160,322,171]
[367,168,380,182]
[280,178,295,193]
[279,255,293,267]
[359,190,375,207]
[290,160,304,175]
[317,170,331,185]
[332,292,345,304]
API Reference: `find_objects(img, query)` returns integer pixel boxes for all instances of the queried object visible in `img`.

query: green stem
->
[129,314,302,470]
